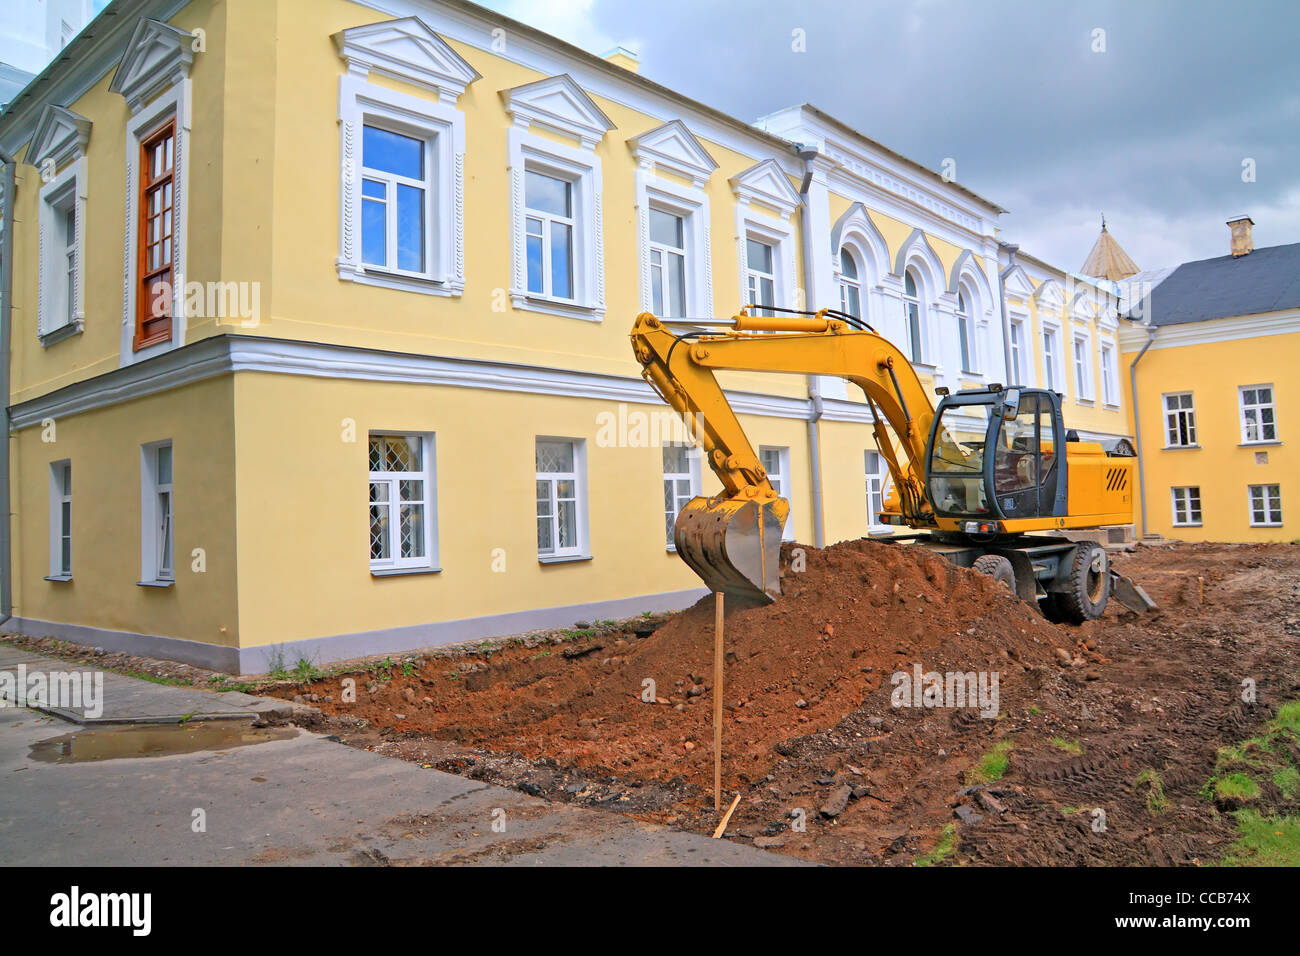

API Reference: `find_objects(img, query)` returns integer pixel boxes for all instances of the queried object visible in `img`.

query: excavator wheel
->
[1055,541,1110,624]
[972,553,1016,593]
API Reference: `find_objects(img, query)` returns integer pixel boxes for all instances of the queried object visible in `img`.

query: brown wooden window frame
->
[134,117,176,351]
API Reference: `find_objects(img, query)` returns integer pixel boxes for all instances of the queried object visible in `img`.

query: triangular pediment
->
[629,119,718,186]
[334,17,480,102]
[108,18,195,112]
[1002,265,1036,302]
[729,158,800,216]
[500,74,615,149]
[1032,278,1066,312]
[29,104,91,168]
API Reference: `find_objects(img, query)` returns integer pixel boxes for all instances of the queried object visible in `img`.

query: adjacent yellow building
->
[0,0,1134,672]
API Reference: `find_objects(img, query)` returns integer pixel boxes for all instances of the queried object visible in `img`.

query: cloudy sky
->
[487,0,1300,273]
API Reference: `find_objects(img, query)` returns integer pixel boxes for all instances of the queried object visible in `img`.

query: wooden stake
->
[712,792,742,839]
[714,590,724,812]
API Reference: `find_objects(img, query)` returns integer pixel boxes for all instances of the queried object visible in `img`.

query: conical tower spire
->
[1081,215,1139,280]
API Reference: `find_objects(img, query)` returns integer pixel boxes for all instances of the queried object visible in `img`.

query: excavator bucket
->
[673,495,790,606]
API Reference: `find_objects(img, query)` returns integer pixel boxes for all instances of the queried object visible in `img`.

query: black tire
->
[972,553,1016,593]
[1056,541,1110,624]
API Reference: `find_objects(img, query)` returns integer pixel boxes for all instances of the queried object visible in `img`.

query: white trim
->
[1040,319,1064,396]
[332,15,480,103]
[37,156,87,344]
[336,74,467,296]
[48,459,72,579]
[758,444,793,541]
[1161,391,1198,449]
[628,118,717,188]
[29,105,92,171]
[1247,483,1283,528]
[535,436,590,560]
[1237,383,1278,445]
[1118,310,1300,351]
[140,439,174,585]
[864,448,889,533]
[635,173,712,317]
[661,441,703,550]
[499,73,614,151]
[107,17,194,114]
[367,431,439,572]
[118,74,191,367]
[1170,485,1202,527]
[507,127,605,319]
[1099,339,1120,408]
[1071,329,1096,402]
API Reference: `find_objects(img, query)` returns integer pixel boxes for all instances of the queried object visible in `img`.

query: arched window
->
[903,268,924,363]
[956,287,974,373]
[838,248,861,319]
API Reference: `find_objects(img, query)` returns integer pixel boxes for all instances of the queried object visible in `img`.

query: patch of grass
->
[1272,767,1300,801]
[1060,805,1081,815]
[290,657,323,683]
[914,824,956,867]
[965,740,1014,784]
[1050,736,1083,756]
[1270,701,1300,736]
[118,669,190,687]
[529,650,553,661]
[1214,773,1261,806]
[1135,769,1169,815]
[1028,705,1041,716]
[1221,810,1300,866]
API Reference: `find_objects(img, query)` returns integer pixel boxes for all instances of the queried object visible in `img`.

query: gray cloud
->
[489,0,1300,270]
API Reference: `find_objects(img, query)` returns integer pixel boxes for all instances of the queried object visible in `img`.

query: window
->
[49,461,71,579]
[1239,385,1277,444]
[361,124,429,275]
[839,248,862,319]
[865,450,886,530]
[662,443,699,547]
[1100,343,1119,406]
[956,289,973,373]
[37,167,84,344]
[1163,393,1197,447]
[745,238,776,316]
[1171,486,1201,527]
[649,208,687,317]
[1042,327,1058,392]
[368,434,437,572]
[536,439,587,559]
[525,170,575,300]
[134,119,175,351]
[140,441,174,584]
[903,269,924,364]
[1072,334,1094,401]
[1248,484,1282,527]
[759,445,793,541]
[1008,319,1025,384]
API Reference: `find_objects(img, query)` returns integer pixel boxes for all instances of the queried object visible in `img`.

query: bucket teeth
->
[673,496,789,605]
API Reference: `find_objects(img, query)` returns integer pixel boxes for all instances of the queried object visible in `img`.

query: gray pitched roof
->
[1125,242,1300,326]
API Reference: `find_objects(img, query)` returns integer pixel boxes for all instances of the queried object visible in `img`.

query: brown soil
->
[276,538,1300,866]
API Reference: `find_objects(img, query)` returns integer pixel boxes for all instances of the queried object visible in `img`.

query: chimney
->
[1227,215,1254,257]
[602,46,639,73]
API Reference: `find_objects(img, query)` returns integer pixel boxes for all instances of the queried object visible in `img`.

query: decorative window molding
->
[1007,311,1031,386]
[333,16,481,103]
[1031,278,1066,317]
[1100,340,1120,407]
[368,432,439,573]
[1001,265,1036,303]
[1072,330,1096,402]
[631,122,716,317]
[662,442,703,550]
[503,76,612,320]
[336,75,468,297]
[759,445,793,541]
[893,229,945,368]
[1040,319,1064,394]
[731,160,799,314]
[139,440,175,586]
[831,202,890,325]
[948,249,995,377]
[536,437,590,560]
[30,105,92,172]
[111,18,194,368]
[36,153,87,346]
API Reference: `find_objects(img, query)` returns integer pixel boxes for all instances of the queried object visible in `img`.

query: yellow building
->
[1119,218,1298,543]
[0,0,1133,672]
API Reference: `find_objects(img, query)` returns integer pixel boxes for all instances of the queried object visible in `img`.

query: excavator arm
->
[631,309,944,603]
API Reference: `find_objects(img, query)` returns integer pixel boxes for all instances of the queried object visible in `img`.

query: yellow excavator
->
[631,307,1156,623]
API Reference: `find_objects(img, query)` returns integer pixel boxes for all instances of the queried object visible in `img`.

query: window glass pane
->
[396,183,425,272]
[550,221,573,299]
[526,231,544,294]
[362,183,387,267]
[400,501,425,558]
[650,209,684,248]
[536,441,575,473]
[663,444,690,473]
[525,170,571,217]
[845,284,860,319]
[905,270,918,297]
[666,251,686,317]
[363,125,422,179]
[839,248,857,279]
[156,445,172,485]
[369,482,390,559]
[558,500,577,548]
[746,238,773,273]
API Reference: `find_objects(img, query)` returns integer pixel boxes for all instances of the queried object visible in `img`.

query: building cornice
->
[1117,309,1300,352]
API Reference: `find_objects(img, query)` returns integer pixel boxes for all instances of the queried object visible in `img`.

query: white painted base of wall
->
[2,585,710,676]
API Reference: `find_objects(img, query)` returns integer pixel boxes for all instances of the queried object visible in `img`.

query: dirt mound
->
[292,538,1062,791]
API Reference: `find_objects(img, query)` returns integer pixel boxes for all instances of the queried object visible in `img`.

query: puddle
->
[29,721,298,763]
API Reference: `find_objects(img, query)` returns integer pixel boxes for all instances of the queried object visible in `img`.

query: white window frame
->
[368,432,439,574]
[839,247,863,320]
[1100,341,1120,407]
[635,170,712,319]
[744,233,779,317]
[508,131,605,320]
[1007,315,1028,385]
[36,157,87,346]
[1238,384,1278,445]
[536,437,590,561]
[1041,322,1062,394]
[337,76,466,297]
[140,440,174,585]
[662,442,703,550]
[865,449,889,533]
[1163,392,1198,448]
[759,444,794,541]
[1072,332,1096,402]
[901,267,927,365]
[523,168,577,301]
[48,459,72,580]
[1247,484,1282,527]
[954,285,975,374]
[1171,486,1202,527]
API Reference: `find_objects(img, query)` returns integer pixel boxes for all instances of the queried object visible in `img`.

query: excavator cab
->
[926,386,1067,527]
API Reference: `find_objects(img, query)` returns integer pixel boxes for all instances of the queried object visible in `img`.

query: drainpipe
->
[1128,324,1157,537]
[997,242,1019,384]
[0,148,15,625]
[797,147,826,548]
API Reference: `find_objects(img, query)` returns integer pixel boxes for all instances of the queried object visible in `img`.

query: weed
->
[1135,769,1169,815]
[914,824,956,867]
[1050,737,1083,756]
[965,741,1013,784]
